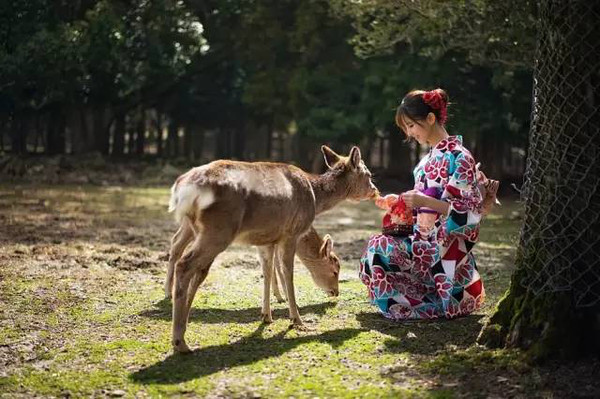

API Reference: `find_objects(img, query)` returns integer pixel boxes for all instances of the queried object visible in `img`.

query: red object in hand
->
[390,197,413,223]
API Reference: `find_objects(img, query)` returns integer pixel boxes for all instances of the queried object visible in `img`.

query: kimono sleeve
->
[440,150,483,241]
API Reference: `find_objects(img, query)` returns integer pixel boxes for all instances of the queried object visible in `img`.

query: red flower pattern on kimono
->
[424,156,450,180]
[434,275,453,301]
[372,265,395,296]
[459,296,476,314]
[446,298,461,319]
[416,306,438,319]
[454,153,476,183]
[454,261,474,287]
[389,304,413,320]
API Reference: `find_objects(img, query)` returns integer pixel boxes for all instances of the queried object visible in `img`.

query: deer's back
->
[178,160,316,244]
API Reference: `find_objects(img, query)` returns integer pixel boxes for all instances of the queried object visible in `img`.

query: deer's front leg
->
[257,245,276,323]
[278,238,303,327]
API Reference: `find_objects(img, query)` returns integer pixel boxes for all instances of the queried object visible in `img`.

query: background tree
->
[477,0,600,359]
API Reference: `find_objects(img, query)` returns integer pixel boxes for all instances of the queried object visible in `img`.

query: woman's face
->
[401,116,432,146]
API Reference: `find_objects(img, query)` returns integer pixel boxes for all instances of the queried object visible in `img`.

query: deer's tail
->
[168,181,215,224]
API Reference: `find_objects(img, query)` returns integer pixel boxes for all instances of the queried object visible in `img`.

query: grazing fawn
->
[167,145,377,352]
[270,227,340,302]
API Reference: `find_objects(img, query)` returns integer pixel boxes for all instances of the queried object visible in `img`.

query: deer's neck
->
[307,169,347,214]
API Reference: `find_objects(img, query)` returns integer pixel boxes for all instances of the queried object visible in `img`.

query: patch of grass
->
[1,185,598,398]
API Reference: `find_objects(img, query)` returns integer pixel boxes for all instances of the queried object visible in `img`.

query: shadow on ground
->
[356,311,485,356]
[140,299,338,324]
[130,326,365,384]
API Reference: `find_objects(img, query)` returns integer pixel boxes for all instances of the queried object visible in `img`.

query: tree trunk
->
[46,110,66,155]
[193,125,205,162]
[478,0,600,360]
[265,120,273,160]
[156,113,164,158]
[136,110,145,156]
[387,131,414,184]
[127,114,135,156]
[112,113,126,157]
[233,125,246,161]
[167,119,179,158]
[10,113,27,155]
[93,106,110,155]
[183,122,193,161]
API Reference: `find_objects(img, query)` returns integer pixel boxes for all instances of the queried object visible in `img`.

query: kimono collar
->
[433,135,462,151]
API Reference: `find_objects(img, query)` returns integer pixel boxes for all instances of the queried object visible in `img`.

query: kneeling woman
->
[360,88,486,320]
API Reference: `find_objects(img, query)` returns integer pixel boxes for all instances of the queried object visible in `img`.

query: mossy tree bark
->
[478,0,600,361]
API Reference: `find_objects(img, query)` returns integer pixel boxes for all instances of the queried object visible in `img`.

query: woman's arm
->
[401,190,450,215]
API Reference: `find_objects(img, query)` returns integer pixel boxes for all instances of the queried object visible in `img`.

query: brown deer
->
[167,145,377,353]
[270,227,340,302]
[164,225,340,302]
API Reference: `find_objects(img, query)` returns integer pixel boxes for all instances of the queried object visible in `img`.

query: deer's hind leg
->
[165,218,196,299]
[172,225,235,353]
[257,245,276,323]
[271,257,286,303]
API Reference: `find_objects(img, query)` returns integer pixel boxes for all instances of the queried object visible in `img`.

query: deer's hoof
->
[261,313,273,324]
[172,339,192,354]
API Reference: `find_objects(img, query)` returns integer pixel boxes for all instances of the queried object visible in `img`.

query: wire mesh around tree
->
[517,0,600,308]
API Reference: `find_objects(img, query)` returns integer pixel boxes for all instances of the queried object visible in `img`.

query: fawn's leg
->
[278,237,303,326]
[165,218,195,299]
[257,245,276,323]
[172,227,234,353]
[271,254,286,303]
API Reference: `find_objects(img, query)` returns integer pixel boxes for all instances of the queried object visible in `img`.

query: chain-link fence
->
[519,0,600,307]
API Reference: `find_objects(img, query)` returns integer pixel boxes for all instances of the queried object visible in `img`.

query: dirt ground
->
[1,183,599,398]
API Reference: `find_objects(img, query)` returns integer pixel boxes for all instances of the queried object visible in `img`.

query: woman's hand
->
[374,194,399,210]
[401,190,427,209]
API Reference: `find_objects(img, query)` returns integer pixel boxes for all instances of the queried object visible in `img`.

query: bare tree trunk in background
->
[193,124,205,163]
[112,113,126,157]
[233,125,245,160]
[93,106,110,155]
[127,114,135,155]
[46,110,66,155]
[387,132,413,183]
[167,119,179,158]
[0,117,5,152]
[265,120,273,160]
[183,122,194,161]
[10,112,27,155]
[135,109,145,156]
[156,113,163,158]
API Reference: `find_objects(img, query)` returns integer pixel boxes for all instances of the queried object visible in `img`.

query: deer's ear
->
[321,145,340,169]
[349,146,362,169]
[320,234,334,258]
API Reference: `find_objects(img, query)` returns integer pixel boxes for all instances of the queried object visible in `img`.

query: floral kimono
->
[359,135,485,320]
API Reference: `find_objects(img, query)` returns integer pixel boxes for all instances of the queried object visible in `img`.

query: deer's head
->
[321,145,379,201]
[306,234,340,297]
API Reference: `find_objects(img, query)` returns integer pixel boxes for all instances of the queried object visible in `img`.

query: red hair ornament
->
[422,90,448,125]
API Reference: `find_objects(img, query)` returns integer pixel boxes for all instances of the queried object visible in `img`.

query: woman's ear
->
[426,112,437,126]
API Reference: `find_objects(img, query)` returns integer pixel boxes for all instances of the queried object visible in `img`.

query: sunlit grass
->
[4,185,571,398]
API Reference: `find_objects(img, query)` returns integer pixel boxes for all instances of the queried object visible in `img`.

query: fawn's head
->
[321,145,379,201]
[308,234,340,297]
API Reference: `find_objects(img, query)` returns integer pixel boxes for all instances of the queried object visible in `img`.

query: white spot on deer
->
[168,184,215,224]
[222,169,293,198]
